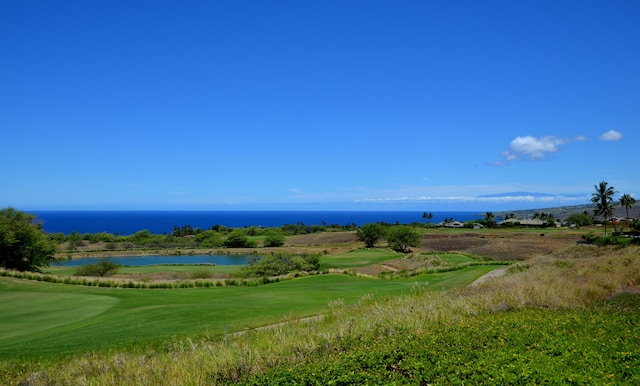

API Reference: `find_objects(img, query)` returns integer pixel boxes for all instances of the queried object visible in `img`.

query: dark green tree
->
[74,259,119,277]
[591,180,616,235]
[386,225,421,253]
[223,230,257,248]
[484,212,495,228]
[565,213,592,228]
[356,222,386,248]
[0,208,57,272]
[421,212,433,221]
[619,193,636,219]
[263,229,286,247]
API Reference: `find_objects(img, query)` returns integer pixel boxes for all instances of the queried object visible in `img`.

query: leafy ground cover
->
[242,307,640,385]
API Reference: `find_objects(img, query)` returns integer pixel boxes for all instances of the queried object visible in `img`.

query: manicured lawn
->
[0,264,497,358]
[0,291,119,340]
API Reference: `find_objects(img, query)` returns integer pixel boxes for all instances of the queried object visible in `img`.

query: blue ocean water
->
[30,211,483,235]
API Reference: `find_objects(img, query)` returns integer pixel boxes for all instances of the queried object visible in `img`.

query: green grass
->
[319,248,402,269]
[0,292,119,340]
[242,307,640,385]
[0,265,495,358]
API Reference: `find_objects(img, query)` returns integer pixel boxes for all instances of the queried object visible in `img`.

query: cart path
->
[469,265,509,286]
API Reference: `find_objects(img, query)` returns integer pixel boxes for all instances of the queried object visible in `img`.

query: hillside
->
[495,203,639,221]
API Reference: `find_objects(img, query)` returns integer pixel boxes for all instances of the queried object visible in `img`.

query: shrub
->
[223,231,257,248]
[191,270,213,279]
[236,252,321,278]
[74,259,119,277]
[263,230,286,247]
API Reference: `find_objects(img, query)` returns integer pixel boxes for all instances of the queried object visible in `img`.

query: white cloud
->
[599,130,623,141]
[355,194,589,205]
[498,135,585,163]
[502,135,566,161]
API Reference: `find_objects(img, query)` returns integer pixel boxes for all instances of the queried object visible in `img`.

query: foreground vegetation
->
[1,194,638,384]
[1,243,638,384]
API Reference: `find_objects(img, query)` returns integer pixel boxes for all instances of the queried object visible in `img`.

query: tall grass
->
[5,245,639,385]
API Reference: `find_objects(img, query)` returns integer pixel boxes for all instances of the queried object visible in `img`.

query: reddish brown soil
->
[419,232,582,260]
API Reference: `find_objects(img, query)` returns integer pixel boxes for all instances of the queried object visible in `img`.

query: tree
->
[237,252,320,278]
[356,222,386,248]
[565,213,592,228]
[0,208,57,272]
[223,230,257,248]
[74,259,119,277]
[386,225,421,253]
[421,212,433,222]
[263,229,286,247]
[591,180,616,235]
[484,212,495,228]
[619,193,636,219]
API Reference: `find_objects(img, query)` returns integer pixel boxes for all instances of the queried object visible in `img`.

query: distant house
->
[473,223,484,229]
[437,220,465,228]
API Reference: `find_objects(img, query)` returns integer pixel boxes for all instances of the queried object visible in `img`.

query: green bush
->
[191,270,213,279]
[236,252,321,278]
[263,230,286,247]
[223,231,257,248]
[74,259,119,277]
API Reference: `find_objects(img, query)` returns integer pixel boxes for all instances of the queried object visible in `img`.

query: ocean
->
[29,211,484,235]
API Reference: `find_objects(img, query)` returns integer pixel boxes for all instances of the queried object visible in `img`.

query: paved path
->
[469,266,509,286]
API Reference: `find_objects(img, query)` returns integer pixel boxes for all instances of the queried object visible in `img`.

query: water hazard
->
[54,254,251,267]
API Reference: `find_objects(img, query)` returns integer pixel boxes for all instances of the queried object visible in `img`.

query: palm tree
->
[484,212,495,228]
[591,181,616,235]
[422,212,433,222]
[619,194,636,219]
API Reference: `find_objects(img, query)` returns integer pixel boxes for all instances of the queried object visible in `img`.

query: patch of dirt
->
[353,265,389,276]
[285,232,359,254]
[419,232,582,260]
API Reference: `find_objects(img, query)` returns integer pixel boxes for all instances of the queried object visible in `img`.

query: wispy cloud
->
[599,130,623,141]
[496,135,585,164]
[355,193,589,206]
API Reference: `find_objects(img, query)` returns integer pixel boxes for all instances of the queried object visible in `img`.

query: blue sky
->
[1,1,638,211]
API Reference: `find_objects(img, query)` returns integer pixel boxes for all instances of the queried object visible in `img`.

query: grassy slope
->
[0,265,495,358]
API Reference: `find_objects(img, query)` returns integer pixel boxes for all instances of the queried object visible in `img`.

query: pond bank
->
[55,248,260,260]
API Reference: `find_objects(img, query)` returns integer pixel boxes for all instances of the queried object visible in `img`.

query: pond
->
[54,255,251,267]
